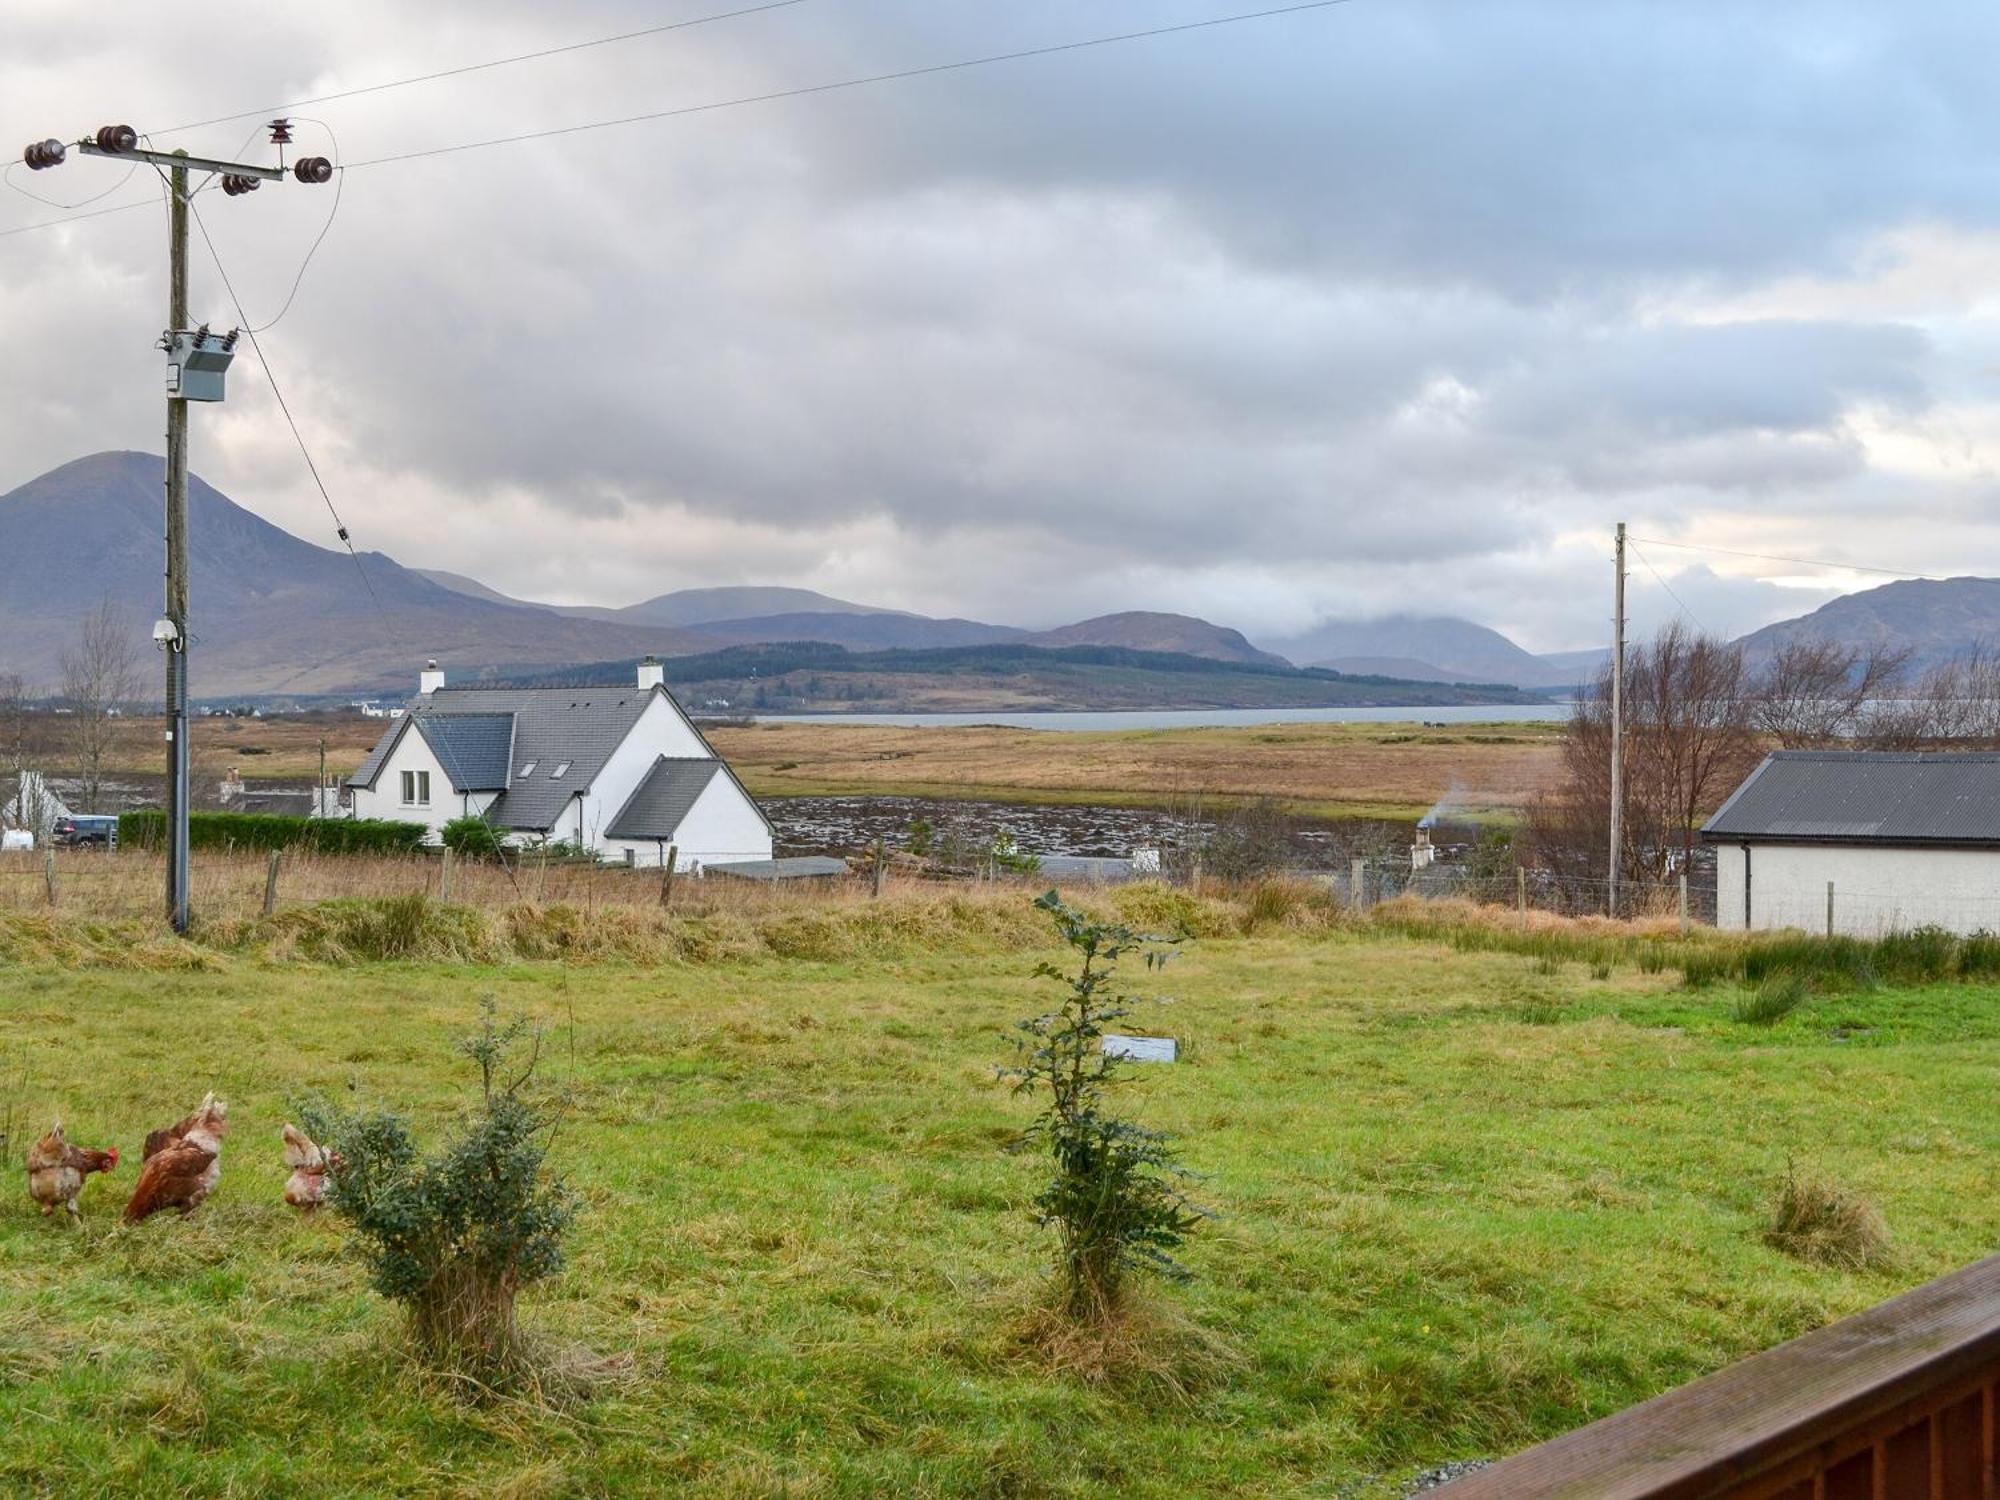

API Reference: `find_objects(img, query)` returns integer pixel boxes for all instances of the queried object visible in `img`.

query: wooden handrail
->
[1440,1254,2000,1499]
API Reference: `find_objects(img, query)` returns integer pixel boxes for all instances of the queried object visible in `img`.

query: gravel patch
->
[1402,1460,1495,1494]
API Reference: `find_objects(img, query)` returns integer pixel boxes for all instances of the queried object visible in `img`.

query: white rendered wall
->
[571,691,728,857]
[602,775,772,870]
[1715,842,2000,936]
[348,732,495,836]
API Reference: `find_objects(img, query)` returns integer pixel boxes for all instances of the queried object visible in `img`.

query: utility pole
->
[22,123,333,933]
[1608,520,1627,919]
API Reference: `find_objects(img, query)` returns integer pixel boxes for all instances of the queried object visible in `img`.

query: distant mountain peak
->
[1027,611,1290,667]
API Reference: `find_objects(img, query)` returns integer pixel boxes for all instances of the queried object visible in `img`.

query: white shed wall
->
[1715,841,2000,937]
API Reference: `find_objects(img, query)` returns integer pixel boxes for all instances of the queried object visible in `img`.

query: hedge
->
[119,809,430,856]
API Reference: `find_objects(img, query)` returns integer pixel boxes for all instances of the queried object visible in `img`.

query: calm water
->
[754,703,1570,732]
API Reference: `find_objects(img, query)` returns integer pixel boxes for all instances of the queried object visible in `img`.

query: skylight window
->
[551,761,571,779]
[518,761,537,778]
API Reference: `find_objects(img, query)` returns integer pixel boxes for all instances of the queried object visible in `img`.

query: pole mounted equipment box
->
[164,329,235,402]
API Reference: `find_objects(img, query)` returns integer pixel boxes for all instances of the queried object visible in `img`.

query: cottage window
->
[400,770,431,806]
[551,761,571,779]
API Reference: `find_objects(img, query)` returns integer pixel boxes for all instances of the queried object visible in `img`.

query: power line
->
[1628,535,1945,582]
[151,0,816,136]
[1627,539,1708,632]
[0,197,154,239]
[345,0,1362,169]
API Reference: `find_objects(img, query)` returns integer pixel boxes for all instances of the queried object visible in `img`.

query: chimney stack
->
[637,654,665,691]
[419,659,445,695]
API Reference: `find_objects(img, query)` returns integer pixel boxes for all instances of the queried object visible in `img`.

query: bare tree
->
[58,599,140,814]
[1861,643,2000,749]
[1750,639,1909,748]
[0,672,38,828]
[1528,622,1761,887]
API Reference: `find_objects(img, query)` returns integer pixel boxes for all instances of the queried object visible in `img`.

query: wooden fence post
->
[872,839,886,899]
[263,849,282,916]
[1826,880,1835,940]
[659,845,678,908]
[1350,857,1367,913]
[42,850,56,908]
[439,846,454,903]
[1679,873,1689,936]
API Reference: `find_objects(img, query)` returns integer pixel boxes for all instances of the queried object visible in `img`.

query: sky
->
[3,0,1999,654]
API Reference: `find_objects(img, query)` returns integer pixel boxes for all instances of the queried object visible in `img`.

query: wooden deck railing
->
[1440,1255,2000,1499]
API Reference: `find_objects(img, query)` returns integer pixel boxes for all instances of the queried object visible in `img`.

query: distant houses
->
[347,658,773,871]
[1703,751,2000,937]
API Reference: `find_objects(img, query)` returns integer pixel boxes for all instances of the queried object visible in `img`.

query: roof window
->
[518,761,537,778]
[551,761,571,779]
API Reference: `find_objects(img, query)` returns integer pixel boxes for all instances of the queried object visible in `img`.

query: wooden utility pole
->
[1608,521,1627,919]
[659,845,678,908]
[165,157,191,935]
[262,849,281,916]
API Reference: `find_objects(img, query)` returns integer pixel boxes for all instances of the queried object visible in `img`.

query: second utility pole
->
[164,156,191,935]
[1608,520,1626,919]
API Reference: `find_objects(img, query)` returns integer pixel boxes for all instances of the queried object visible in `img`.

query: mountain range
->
[12,451,1995,701]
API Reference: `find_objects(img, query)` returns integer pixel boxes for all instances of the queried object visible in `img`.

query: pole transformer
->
[22,121,334,933]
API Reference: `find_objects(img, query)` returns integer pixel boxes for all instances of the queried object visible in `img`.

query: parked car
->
[52,815,119,849]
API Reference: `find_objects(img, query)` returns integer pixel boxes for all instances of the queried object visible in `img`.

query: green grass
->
[0,917,1995,1495]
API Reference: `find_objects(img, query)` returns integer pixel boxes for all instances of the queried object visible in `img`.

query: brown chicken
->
[124,1092,228,1223]
[280,1123,339,1211]
[26,1124,118,1222]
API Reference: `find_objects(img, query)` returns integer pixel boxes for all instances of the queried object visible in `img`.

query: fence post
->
[1826,880,1835,940]
[438,846,454,903]
[1350,857,1367,913]
[659,845,678,908]
[263,849,282,916]
[872,839,886,898]
[1516,866,1527,931]
[1679,873,1689,937]
[42,850,56,908]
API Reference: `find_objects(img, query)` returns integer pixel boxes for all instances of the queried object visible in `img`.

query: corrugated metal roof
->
[604,757,721,841]
[1702,751,2000,844]
[707,856,850,881]
[414,713,514,792]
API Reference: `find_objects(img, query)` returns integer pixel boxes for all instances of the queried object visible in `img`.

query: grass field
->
[705,719,1565,821]
[0,888,1990,1497]
[65,712,1563,822]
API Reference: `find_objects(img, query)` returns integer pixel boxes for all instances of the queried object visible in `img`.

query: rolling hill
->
[1732,577,2000,673]
[0,453,716,697]
[1263,614,1580,687]
[1027,611,1289,667]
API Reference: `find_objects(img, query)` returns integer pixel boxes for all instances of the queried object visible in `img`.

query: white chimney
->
[637,654,665,691]
[419,659,445,695]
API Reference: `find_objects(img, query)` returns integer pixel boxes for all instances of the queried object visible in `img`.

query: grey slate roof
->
[414,713,513,792]
[346,716,410,790]
[1702,751,2000,845]
[604,757,722,841]
[443,685,653,832]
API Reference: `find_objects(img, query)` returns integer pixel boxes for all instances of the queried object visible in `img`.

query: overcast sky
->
[4,0,1998,652]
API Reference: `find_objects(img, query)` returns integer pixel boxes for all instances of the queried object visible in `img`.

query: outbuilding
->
[1701,751,2000,936]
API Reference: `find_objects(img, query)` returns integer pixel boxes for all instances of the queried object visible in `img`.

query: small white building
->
[347,658,772,871]
[1703,751,2000,937]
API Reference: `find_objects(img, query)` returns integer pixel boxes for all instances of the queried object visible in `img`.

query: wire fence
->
[1331,858,1721,927]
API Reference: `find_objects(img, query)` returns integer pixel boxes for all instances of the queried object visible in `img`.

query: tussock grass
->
[1765,1164,1892,1271]
[1733,974,1809,1025]
[0,913,1981,1494]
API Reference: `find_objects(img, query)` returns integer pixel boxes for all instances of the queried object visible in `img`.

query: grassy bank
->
[0,893,1990,1495]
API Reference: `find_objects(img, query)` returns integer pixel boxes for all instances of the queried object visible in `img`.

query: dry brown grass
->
[1764,1163,1892,1271]
[707,719,1564,819]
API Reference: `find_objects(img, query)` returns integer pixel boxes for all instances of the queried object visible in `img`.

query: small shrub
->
[440,816,502,860]
[1733,973,1808,1025]
[1764,1161,1890,1270]
[299,1000,576,1387]
[1004,891,1203,1324]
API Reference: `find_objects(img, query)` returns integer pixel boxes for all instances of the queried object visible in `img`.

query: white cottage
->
[346,658,772,870]
[1703,750,2000,937]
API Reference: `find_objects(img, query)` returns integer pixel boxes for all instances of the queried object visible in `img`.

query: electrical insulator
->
[93,123,137,154]
[221,174,260,197]
[268,118,293,145]
[221,329,241,351]
[293,156,333,184]
[22,139,65,170]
